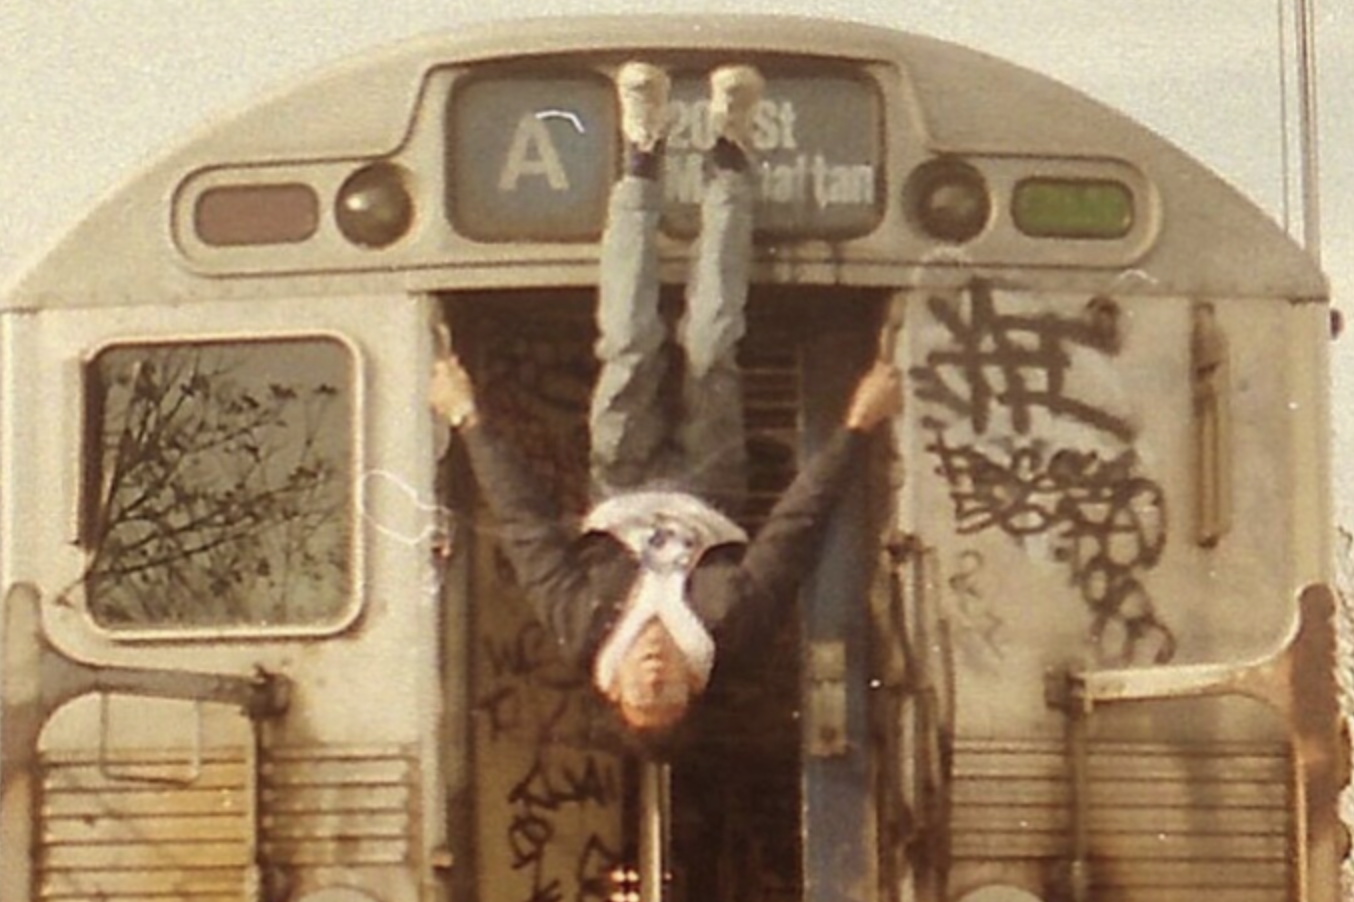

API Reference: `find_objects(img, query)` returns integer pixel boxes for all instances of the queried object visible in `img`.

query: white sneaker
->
[617,62,671,152]
[709,65,765,154]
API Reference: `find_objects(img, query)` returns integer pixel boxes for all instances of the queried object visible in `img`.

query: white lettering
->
[752,100,780,151]
[664,152,876,209]
[811,157,875,206]
[779,102,798,151]
[497,115,570,192]
[761,155,810,203]
[668,100,715,152]
[672,98,806,152]
[752,101,799,152]
[668,98,796,151]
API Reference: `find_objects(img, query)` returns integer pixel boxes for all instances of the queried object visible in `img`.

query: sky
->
[1,0,1352,524]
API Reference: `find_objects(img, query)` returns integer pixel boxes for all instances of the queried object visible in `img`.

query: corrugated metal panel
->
[38,748,251,901]
[261,745,419,868]
[950,738,1292,898]
[37,742,421,899]
[42,870,247,902]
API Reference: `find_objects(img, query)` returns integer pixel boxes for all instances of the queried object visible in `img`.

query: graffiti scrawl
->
[946,549,1007,668]
[915,282,1174,664]
[912,281,1131,441]
[928,436,1172,663]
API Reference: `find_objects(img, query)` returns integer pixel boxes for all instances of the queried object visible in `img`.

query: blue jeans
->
[589,171,754,511]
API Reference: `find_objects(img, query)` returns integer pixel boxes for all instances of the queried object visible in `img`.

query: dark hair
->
[620,715,695,760]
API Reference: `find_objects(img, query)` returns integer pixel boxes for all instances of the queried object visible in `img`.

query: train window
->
[81,337,355,631]
[1011,177,1134,239]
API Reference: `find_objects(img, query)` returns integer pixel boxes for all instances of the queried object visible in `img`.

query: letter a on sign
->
[498,115,571,192]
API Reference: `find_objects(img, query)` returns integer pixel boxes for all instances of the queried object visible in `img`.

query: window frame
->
[77,330,366,642]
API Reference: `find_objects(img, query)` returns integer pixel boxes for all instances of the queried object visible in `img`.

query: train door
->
[440,288,885,902]
[892,280,1337,902]
[1,292,444,902]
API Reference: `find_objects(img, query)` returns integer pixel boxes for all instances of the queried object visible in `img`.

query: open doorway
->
[440,287,882,902]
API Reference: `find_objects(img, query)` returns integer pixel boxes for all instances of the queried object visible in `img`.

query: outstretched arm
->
[692,361,903,643]
[844,360,904,432]
[738,361,902,595]
[431,354,607,661]
[430,353,481,432]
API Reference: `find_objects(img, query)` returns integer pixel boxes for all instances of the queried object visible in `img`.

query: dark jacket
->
[460,424,867,674]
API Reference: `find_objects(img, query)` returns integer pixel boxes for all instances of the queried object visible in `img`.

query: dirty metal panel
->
[261,745,420,868]
[461,299,627,902]
[949,735,1292,897]
[39,748,251,900]
[470,530,629,902]
[41,871,246,901]
[904,282,1309,902]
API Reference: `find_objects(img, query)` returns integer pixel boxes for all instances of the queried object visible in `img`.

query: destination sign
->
[446,66,882,242]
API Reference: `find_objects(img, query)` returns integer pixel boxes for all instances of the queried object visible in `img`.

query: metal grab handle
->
[1191,302,1232,547]
[2,582,292,902]
[97,692,205,786]
[639,760,670,902]
[878,292,906,362]
[1046,584,1348,902]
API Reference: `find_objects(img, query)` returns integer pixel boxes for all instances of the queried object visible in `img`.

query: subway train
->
[0,15,1343,902]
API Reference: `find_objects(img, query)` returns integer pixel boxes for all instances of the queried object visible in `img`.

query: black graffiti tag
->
[473,313,625,902]
[927,434,1173,664]
[507,754,622,902]
[946,550,1006,667]
[475,617,590,742]
[911,282,1132,441]
[479,619,621,902]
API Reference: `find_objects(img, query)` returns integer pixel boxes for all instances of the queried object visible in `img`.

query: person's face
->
[608,618,700,730]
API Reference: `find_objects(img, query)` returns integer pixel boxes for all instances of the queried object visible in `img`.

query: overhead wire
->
[1295,0,1323,265]
[1277,0,1292,235]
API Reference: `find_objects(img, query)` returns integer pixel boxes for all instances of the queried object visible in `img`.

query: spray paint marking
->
[915,283,1173,664]
[911,281,1131,440]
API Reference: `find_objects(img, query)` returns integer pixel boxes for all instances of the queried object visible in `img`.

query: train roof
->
[1,14,1327,309]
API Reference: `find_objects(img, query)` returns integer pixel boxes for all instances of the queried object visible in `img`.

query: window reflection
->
[84,339,353,630]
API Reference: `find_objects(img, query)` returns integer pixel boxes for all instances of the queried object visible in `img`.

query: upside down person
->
[430,61,903,743]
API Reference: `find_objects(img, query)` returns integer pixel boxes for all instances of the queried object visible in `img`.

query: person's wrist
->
[448,403,479,431]
[844,403,874,432]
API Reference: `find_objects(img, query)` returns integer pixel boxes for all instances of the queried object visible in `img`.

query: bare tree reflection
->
[85,342,350,628]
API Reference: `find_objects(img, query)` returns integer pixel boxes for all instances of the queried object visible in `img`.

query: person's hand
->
[844,362,903,432]
[430,354,480,430]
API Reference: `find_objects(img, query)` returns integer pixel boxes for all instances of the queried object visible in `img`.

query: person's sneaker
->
[617,61,671,153]
[709,65,765,155]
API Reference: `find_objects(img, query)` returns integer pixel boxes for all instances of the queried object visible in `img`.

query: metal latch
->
[808,641,848,757]
[1192,301,1231,547]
